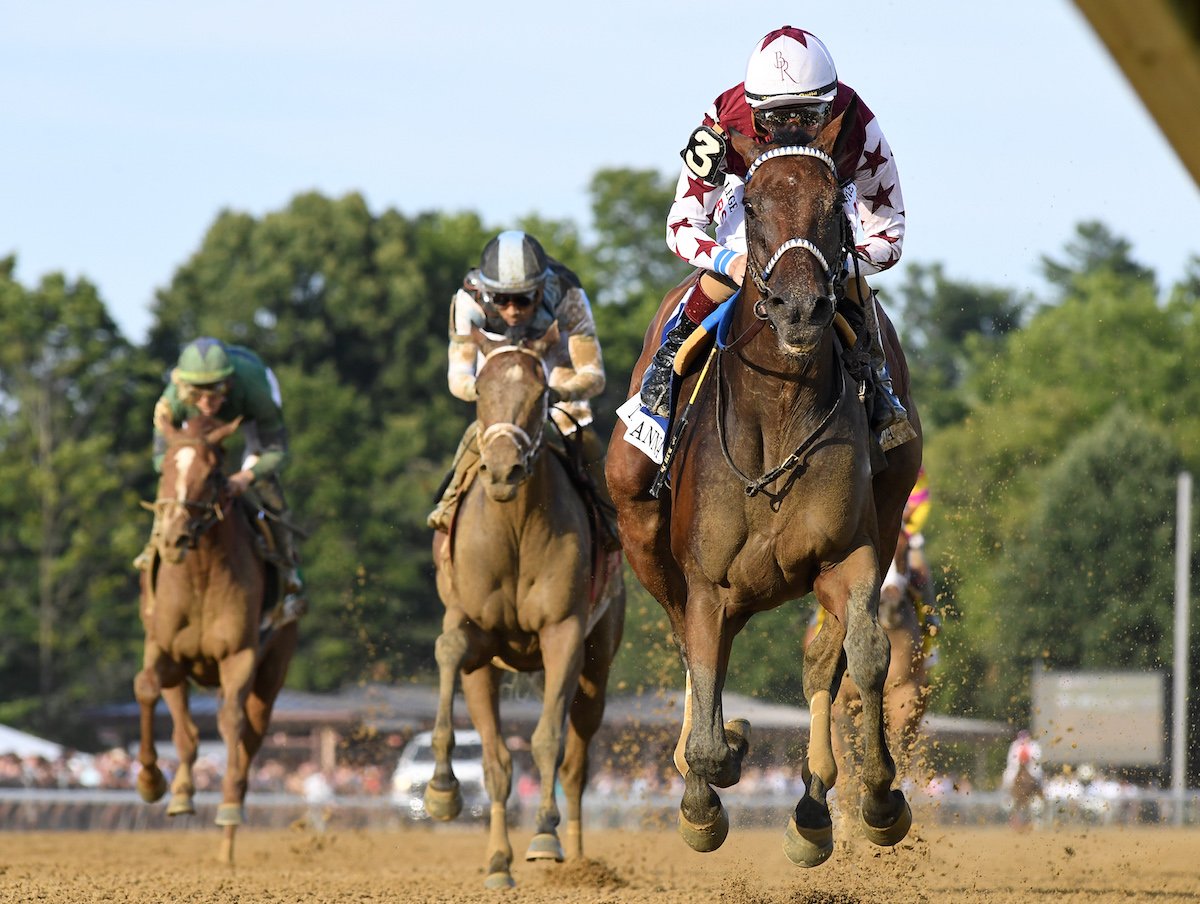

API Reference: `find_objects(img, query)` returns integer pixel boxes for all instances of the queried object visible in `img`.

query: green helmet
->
[176,338,233,384]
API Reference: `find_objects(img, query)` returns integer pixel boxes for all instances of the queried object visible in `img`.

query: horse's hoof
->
[678,802,729,852]
[166,793,196,816]
[783,817,834,868]
[423,783,462,821]
[484,870,515,889]
[724,718,752,753]
[524,833,565,862]
[137,769,167,803]
[214,804,246,826]
[860,792,912,847]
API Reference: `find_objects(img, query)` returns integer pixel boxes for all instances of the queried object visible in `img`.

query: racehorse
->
[804,528,933,792]
[606,103,922,867]
[134,414,297,865]
[426,324,626,889]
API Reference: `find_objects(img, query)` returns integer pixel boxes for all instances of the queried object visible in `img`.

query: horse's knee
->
[133,670,160,703]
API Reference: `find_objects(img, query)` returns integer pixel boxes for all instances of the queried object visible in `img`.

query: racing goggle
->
[485,288,540,309]
[754,102,833,135]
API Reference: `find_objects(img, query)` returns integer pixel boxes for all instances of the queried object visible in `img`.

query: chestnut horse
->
[426,325,625,889]
[607,107,922,867]
[134,415,297,865]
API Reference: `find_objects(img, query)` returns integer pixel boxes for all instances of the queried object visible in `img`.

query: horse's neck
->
[725,311,840,431]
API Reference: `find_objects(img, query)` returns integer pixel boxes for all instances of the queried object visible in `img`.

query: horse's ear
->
[526,321,560,357]
[205,415,243,446]
[471,325,503,357]
[815,93,859,161]
[727,129,760,170]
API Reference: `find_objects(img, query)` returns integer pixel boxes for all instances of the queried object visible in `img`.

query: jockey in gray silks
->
[429,230,620,551]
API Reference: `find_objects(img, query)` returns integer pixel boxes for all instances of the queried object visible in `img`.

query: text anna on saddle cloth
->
[429,231,620,548]
[641,25,911,445]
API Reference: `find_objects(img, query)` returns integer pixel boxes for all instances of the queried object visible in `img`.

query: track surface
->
[2,824,1198,902]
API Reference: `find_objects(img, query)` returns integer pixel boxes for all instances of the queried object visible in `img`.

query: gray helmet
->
[478,231,549,294]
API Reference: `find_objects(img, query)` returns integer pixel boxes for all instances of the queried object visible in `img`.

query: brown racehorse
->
[426,325,625,890]
[607,105,922,867]
[134,414,297,865]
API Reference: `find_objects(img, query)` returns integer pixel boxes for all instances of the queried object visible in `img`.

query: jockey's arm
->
[239,378,289,482]
[446,288,481,402]
[548,288,605,403]
[665,163,743,278]
[150,391,188,473]
[845,118,905,289]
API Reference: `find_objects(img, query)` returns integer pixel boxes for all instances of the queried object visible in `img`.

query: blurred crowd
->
[0,750,387,798]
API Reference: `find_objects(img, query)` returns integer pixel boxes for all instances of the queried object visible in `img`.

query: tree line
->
[1,174,1197,774]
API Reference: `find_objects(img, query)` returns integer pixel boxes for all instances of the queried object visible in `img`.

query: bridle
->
[714,144,851,499]
[476,345,551,475]
[148,438,228,549]
[742,145,850,320]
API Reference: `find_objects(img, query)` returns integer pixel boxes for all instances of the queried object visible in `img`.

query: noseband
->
[477,345,550,474]
[150,438,227,548]
[743,145,848,313]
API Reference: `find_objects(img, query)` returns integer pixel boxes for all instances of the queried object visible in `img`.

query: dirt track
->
[3,822,1199,903]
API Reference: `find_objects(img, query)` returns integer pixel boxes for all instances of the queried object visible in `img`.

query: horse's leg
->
[213,646,256,865]
[676,588,750,854]
[786,604,847,867]
[882,614,927,777]
[525,613,586,863]
[838,545,911,847]
[133,643,173,804]
[424,608,490,821]
[159,682,200,816]
[459,662,517,888]
[239,624,298,833]
[559,595,624,859]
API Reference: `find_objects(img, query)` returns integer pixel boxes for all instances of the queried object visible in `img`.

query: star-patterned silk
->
[665,81,905,278]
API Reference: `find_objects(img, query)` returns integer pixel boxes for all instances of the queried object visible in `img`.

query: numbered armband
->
[680,125,727,182]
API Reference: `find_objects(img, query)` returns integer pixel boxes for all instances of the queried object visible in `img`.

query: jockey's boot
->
[869,359,909,434]
[639,316,700,417]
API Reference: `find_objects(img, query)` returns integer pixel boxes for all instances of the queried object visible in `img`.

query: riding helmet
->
[176,338,234,384]
[478,231,549,294]
[744,26,838,109]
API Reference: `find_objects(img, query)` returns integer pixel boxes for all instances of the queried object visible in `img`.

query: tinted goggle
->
[189,381,230,403]
[485,288,541,310]
[754,102,832,134]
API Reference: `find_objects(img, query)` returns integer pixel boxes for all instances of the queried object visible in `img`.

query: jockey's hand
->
[227,469,256,496]
[727,253,747,286]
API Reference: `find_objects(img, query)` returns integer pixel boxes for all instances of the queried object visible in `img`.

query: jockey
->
[137,338,305,611]
[428,231,620,549]
[1002,730,1045,790]
[641,25,909,438]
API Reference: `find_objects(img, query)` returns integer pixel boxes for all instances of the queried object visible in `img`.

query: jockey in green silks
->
[136,338,306,617]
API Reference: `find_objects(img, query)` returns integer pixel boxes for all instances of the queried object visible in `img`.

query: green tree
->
[0,259,157,737]
[892,263,1028,429]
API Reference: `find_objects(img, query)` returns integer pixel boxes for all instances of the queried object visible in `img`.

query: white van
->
[391,729,493,821]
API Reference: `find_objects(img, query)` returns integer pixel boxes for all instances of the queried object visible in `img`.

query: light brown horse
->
[607,106,922,867]
[134,414,297,865]
[427,326,625,890]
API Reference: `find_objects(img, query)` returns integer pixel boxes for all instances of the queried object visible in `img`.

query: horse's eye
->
[743,201,754,218]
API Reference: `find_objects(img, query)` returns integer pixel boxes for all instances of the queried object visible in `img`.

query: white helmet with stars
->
[744,26,838,110]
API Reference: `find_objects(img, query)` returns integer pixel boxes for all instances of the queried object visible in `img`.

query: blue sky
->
[3,0,1198,341]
